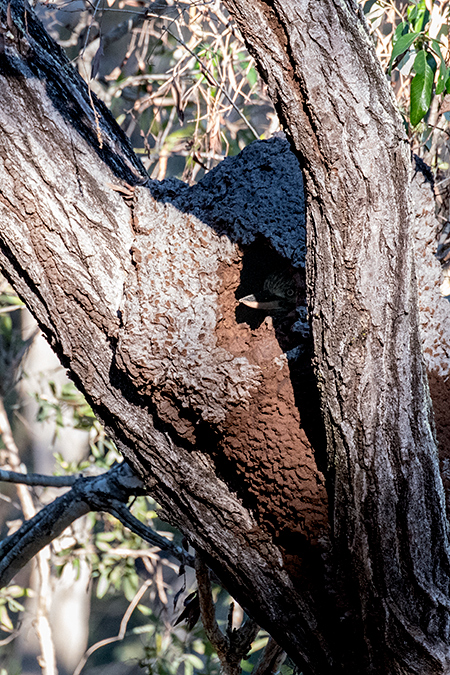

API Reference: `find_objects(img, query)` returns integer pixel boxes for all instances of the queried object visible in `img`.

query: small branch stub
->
[195,552,259,675]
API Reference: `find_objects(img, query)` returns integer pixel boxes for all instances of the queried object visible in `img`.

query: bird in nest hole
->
[238,271,297,316]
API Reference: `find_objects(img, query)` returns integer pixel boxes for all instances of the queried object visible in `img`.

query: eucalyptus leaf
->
[96,572,111,599]
[389,31,420,73]
[410,51,436,125]
[183,654,204,670]
[436,66,448,95]
[407,0,429,33]
[394,20,409,42]
[432,39,447,95]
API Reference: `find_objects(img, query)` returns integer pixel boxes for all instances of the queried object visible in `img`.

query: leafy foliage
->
[0,586,28,633]
[385,0,446,125]
[37,0,277,183]
[365,0,450,134]
[363,0,450,223]
[34,380,97,432]
[410,47,437,125]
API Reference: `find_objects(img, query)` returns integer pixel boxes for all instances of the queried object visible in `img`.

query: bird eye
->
[286,288,295,297]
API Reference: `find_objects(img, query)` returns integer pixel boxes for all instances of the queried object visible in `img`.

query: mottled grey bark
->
[0,2,330,672]
[222,0,450,672]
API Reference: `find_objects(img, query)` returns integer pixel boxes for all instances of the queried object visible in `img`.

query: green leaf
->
[132,622,156,635]
[122,573,139,601]
[394,20,409,42]
[389,31,421,73]
[96,572,110,598]
[6,598,25,613]
[0,606,13,631]
[60,383,79,400]
[192,639,205,654]
[155,632,162,654]
[137,603,152,616]
[407,0,429,32]
[96,530,117,543]
[182,654,204,670]
[4,585,27,598]
[246,66,257,88]
[410,51,436,126]
[279,665,295,675]
[436,65,448,95]
[413,49,437,76]
[0,293,24,307]
[431,39,448,95]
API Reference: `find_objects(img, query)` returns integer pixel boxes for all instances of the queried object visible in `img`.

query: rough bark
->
[1,0,450,673]
[0,2,331,671]
[222,0,450,672]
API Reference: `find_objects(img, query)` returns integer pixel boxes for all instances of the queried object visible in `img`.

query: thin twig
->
[163,26,259,139]
[72,578,153,675]
[107,500,193,566]
[0,469,78,487]
[0,625,21,646]
[195,552,259,675]
[195,552,227,653]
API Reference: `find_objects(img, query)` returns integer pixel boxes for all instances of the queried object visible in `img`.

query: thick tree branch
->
[222,0,450,671]
[2,0,450,672]
[0,2,334,669]
[0,462,191,587]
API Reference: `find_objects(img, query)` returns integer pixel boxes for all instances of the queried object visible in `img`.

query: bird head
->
[238,271,297,315]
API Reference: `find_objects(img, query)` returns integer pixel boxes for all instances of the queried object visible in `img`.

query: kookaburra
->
[238,271,297,314]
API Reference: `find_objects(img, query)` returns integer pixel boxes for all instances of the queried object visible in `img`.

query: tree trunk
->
[1,0,450,672]
[223,0,450,672]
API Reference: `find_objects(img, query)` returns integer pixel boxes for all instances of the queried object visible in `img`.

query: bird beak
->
[238,294,284,310]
